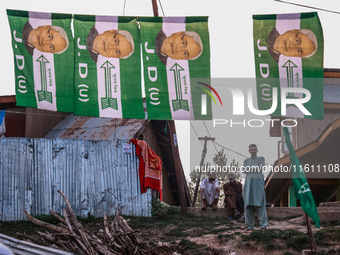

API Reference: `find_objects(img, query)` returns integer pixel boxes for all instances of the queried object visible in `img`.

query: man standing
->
[243,144,268,230]
[223,172,244,221]
[199,172,220,210]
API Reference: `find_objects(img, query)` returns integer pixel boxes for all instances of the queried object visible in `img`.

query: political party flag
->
[74,15,144,119]
[283,127,320,228]
[7,9,74,113]
[253,13,324,119]
[139,17,211,120]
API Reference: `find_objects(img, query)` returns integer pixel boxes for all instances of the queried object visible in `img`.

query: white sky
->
[1,0,339,178]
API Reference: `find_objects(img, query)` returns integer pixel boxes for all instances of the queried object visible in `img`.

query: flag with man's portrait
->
[139,17,212,120]
[7,9,74,113]
[253,12,324,119]
[74,15,144,119]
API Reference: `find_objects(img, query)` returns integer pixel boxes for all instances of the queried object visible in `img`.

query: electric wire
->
[213,140,248,159]
[193,121,247,160]
[202,120,219,154]
[123,0,127,16]
[274,0,340,15]
[190,122,204,145]
[158,0,166,16]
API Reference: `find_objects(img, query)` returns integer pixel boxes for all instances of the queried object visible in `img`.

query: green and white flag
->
[253,13,324,119]
[283,127,320,228]
[140,17,211,120]
[7,9,74,113]
[74,15,144,119]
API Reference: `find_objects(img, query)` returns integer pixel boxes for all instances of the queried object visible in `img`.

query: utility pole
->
[191,136,215,207]
[168,121,187,214]
[150,1,189,214]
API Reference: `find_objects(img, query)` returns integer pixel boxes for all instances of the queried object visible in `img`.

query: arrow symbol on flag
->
[36,55,53,103]
[170,63,189,112]
[100,60,118,110]
[282,60,298,99]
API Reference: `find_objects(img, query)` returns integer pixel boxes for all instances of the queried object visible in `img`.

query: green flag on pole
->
[74,15,145,119]
[7,9,74,113]
[253,13,324,119]
[283,127,320,228]
[139,17,212,120]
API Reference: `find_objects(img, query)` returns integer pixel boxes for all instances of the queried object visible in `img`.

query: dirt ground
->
[125,212,340,255]
[1,212,340,255]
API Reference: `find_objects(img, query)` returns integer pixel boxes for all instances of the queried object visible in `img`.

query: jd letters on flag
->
[7,10,74,113]
[139,17,212,120]
[74,15,145,119]
[253,13,324,119]
[8,11,212,120]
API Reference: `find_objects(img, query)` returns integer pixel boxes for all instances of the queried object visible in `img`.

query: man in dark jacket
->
[223,171,244,221]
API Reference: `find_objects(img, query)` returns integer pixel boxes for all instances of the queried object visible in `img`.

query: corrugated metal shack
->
[44,115,185,206]
[0,113,191,221]
[0,137,151,221]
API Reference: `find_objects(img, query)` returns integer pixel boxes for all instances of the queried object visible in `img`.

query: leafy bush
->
[151,199,177,218]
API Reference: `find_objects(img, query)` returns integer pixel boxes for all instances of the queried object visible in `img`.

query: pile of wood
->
[22,190,160,255]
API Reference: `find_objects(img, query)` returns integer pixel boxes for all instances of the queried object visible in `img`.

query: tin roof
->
[324,84,340,104]
[45,115,148,141]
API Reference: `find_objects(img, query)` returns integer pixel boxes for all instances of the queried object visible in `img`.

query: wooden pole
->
[151,0,159,17]
[168,121,187,214]
[151,0,187,214]
[191,136,215,207]
[305,212,317,255]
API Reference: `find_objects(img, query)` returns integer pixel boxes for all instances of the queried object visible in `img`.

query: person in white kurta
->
[199,172,220,210]
[243,144,268,230]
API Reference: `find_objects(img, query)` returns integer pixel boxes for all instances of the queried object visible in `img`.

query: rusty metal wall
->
[0,137,151,221]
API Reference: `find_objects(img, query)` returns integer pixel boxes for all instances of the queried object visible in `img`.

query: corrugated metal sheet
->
[45,115,148,141]
[0,137,151,221]
[324,84,340,104]
[0,233,73,255]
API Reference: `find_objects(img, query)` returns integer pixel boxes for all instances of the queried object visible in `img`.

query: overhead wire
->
[202,120,219,154]
[123,0,127,16]
[158,0,166,16]
[193,120,247,160]
[190,122,204,146]
[213,140,248,159]
[274,0,340,15]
